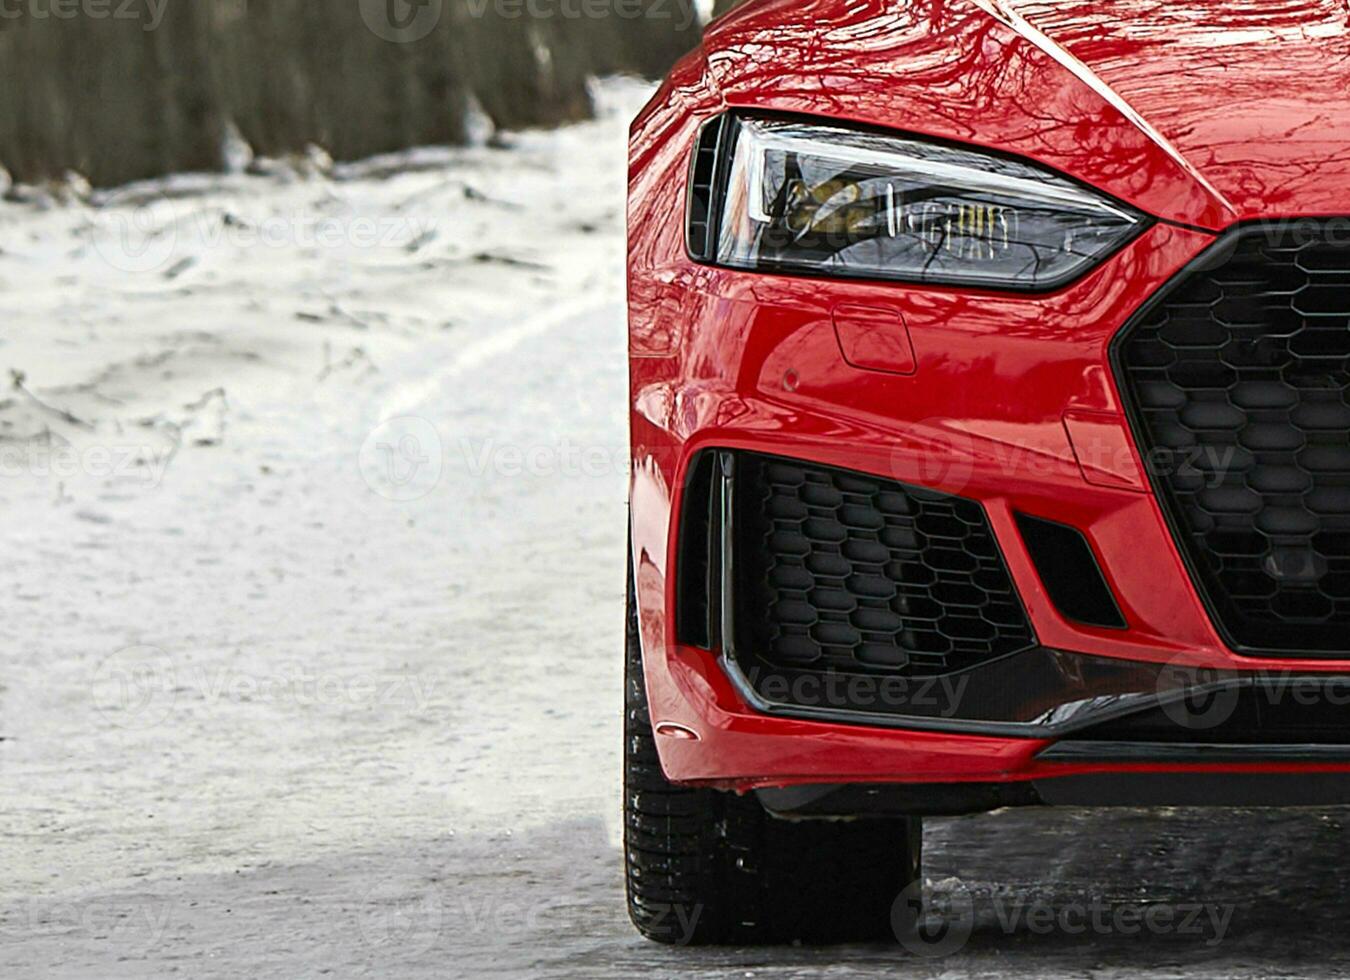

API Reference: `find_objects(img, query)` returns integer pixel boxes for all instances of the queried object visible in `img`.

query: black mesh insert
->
[684,116,728,263]
[1015,513,1126,630]
[733,453,1034,677]
[675,452,718,649]
[1115,223,1350,654]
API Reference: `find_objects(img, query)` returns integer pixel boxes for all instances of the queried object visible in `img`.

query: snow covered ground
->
[0,78,636,977]
[1,77,1349,979]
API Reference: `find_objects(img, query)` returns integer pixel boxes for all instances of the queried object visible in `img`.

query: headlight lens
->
[705,117,1147,291]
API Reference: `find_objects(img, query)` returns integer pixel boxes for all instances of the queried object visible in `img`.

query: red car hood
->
[702,0,1350,229]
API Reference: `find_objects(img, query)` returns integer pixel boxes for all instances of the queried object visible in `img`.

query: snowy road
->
[2,81,1350,978]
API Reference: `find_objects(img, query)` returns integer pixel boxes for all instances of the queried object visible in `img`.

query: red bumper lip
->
[643,634,1350,793]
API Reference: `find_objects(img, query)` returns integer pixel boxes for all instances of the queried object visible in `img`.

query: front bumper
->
[629,201,1350,797]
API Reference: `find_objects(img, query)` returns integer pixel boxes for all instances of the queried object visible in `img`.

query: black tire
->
[623,557,922,945]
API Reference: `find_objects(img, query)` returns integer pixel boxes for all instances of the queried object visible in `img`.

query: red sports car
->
[624,0,1350,945]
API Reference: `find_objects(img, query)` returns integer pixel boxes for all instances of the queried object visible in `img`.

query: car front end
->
[623,0,1350,944]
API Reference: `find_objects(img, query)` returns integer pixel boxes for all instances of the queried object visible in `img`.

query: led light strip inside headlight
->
[709,116,1147,291]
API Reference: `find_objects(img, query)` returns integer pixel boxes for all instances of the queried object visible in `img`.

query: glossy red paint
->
[628,0,1350,791]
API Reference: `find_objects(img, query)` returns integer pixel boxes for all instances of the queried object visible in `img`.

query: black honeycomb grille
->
[733,453,1034,677]
[1115,223,1350,654]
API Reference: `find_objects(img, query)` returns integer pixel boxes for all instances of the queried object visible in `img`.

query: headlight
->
[688,116,1148,291]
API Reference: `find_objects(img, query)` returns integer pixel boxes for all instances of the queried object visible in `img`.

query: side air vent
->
[1016,514,1127,630]
[675,451,719,648]
[685,115,730,262]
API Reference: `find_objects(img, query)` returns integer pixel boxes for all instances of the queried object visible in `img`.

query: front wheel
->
[623,555,922,945]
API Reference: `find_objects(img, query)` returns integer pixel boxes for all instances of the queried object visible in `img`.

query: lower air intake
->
[730,452,1034,679]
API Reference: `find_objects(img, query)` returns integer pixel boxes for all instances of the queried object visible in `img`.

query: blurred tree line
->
[0,0,701,187]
